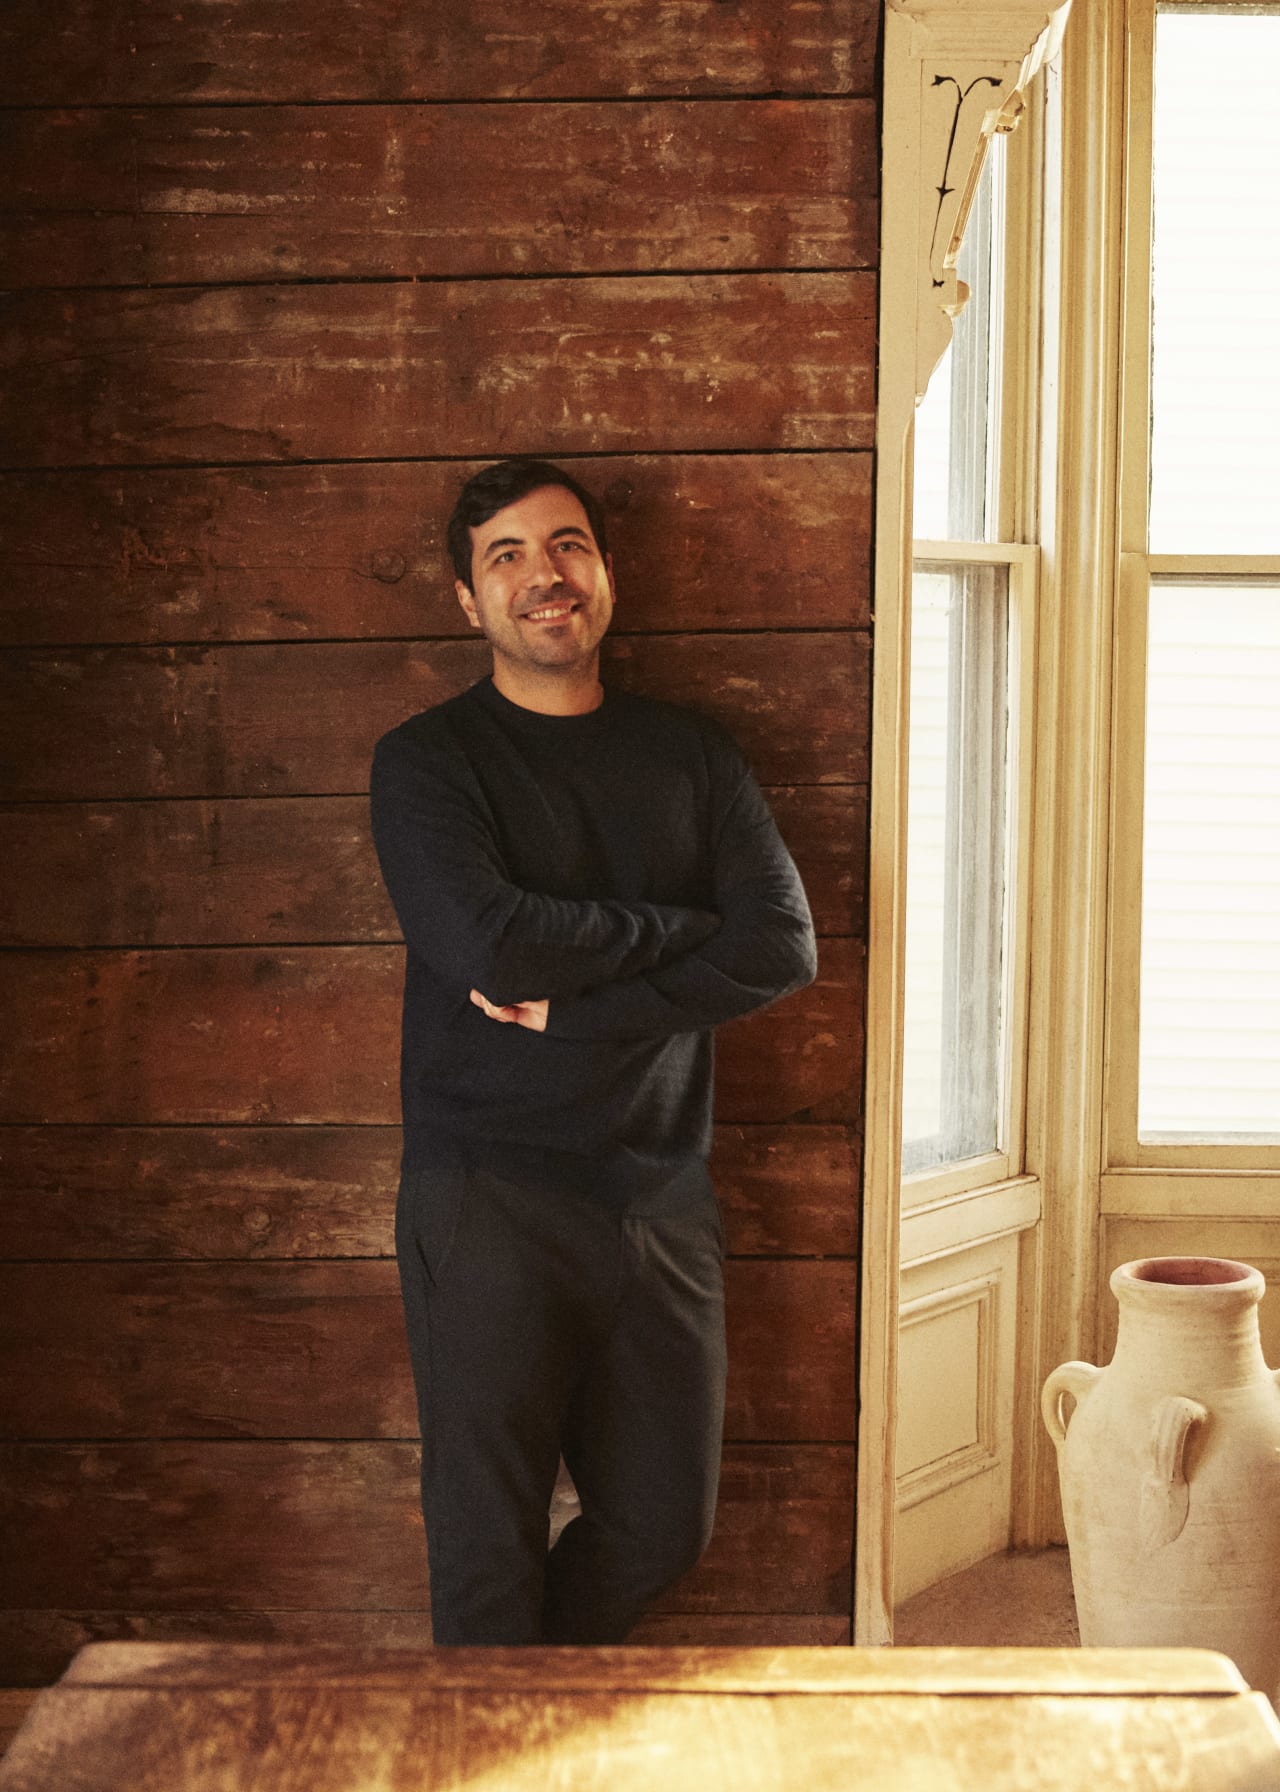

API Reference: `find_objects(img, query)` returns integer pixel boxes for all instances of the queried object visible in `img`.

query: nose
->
[526,543,563,588]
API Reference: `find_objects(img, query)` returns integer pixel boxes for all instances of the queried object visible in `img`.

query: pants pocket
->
[396,1162,466,1289]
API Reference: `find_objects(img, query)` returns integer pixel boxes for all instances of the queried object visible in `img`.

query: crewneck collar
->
[472,675,612,732]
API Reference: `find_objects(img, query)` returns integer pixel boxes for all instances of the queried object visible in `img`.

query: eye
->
[492,549,517,565]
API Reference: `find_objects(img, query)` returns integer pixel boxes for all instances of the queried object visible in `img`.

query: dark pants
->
[395,1158,727,1645]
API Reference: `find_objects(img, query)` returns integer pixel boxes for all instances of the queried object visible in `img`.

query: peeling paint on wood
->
[0,275,877,468]
[0,0,880,106]
[0,455,872,645]
[0,101,877,288]
[0,1442,853,1613]
[0,1260,856,1443]
[0,633,869,800]
[0,940,859,1126]
[0,786,863,947]
[4,0,879,1663]
[0,1124,859,1263]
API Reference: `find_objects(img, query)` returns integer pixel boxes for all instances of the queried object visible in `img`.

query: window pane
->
[1138,583,1280,1140]
[902,562,1011,1175]
[913,138,1005,543]
[1149,10,1280,553]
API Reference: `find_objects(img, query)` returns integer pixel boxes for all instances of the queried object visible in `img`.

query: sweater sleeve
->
[369,727,719,1006]
[543,750,817,1041]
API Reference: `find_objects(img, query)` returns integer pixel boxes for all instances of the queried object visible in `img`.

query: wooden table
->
[3,1643,1279,1790]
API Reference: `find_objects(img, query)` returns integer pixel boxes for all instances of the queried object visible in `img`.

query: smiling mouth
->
[521,601,579,623]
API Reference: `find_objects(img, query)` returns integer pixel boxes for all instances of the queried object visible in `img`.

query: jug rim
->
[1112,1255,1264,1293]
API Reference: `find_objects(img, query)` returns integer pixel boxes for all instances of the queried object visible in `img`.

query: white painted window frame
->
[901,538,1039,1215]
[1104,0,1280,1179]
[861,0,1070,1642]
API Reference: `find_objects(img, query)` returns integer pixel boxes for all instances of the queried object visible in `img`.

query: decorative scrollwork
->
[928,75,1004,290]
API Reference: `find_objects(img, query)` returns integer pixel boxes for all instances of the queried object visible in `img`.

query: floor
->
[894,1547,1079,1648]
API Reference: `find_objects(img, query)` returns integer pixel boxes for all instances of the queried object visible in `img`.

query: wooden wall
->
[0,0,878,1679]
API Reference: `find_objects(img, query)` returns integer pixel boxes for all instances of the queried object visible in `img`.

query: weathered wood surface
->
[0,787,864,948]
[0,1260,856,1442]
[0,799,392,950]
[0,634,869,799]
[0,275,876,469]
[0,0,879,105]
[0,455,873,645]
[0,939,861,1126]
[8,1691,1275,1792]
[0,102,877,289]
[0,1443,854,1613]
[0,1123,859,1262]
[0,1613,849,1689]
[0,1125,406,1261]
[718,944,864,1125]
[6,1648,1279,1792]
[46,1642,1266,1695]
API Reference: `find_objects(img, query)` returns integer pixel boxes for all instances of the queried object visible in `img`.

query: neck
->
[490,658,604,716]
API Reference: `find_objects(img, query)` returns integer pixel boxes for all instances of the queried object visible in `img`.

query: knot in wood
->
[367,550,407,584]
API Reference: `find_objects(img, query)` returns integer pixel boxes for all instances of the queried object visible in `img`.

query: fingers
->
[469,989,547,1030]
[470,988,517,1022]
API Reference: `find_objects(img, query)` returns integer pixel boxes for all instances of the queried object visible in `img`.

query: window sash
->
[1108,0,1280,1169]
[1109,554,1280,1168]
[904,542,1038,1207]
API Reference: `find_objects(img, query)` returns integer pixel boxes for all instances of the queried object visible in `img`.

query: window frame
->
[860,0,1069,1642]
[1104,0,1280,1174]
[903,538,1040,1209]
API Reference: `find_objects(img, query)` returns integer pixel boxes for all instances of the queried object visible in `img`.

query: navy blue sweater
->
[369,676,816,1201]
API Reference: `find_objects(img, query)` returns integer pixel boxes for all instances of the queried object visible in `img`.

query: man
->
[369,457,816,1645]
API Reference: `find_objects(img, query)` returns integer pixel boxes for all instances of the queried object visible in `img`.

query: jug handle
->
[1040,1361,1102,1448]
[1140,1394,1208,1548]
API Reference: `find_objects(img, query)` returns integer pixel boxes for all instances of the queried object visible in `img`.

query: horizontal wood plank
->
[727,1261,857,1441]
[716,941,864,1125]
[712,1125,860,1258]
[628,1613,850,1645]
[0,1,878,105]
[0,1125,403,1261]
[0,274,876,469]
[0,939,861,1125]
[0,786,864,947]
[0,1123,859,1262]
[0,1260,856,1442]
[0,101,877,288]
[0,1442,853,1614]
[0,633,869,799]
[0,455,872,645]
[11,1681,1276,1792]
[0,1611,847,1688]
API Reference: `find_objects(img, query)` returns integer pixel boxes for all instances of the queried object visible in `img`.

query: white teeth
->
[525,605,573,620]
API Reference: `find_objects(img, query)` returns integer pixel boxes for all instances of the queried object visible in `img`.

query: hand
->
[469,989,549,1032]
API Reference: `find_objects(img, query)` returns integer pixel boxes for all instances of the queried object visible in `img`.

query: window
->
[902,143,1036,1191]
[1109,0,1280,1163]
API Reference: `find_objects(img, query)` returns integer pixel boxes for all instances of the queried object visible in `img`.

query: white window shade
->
[1138,583,1280,1140]
[1150,10,1280,554]
[902,562,1010,1173]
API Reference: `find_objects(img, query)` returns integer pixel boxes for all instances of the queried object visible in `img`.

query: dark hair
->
[446,458,609,590]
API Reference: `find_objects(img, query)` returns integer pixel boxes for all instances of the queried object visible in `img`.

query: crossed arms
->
[369,727,817,1043]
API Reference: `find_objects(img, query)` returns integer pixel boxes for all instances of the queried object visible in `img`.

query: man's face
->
[456,484,615,679]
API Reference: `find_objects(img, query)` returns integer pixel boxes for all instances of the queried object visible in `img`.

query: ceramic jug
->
[1042,1256,1280,1700]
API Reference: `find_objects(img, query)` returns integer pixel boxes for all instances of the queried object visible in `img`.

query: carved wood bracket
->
[887,0,1072,401]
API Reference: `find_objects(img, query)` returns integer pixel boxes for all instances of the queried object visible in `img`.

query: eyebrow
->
[481,525,593,563]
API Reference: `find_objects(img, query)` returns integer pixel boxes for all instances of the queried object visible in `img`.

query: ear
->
[455,579,481,629]
[605,552,617,606]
